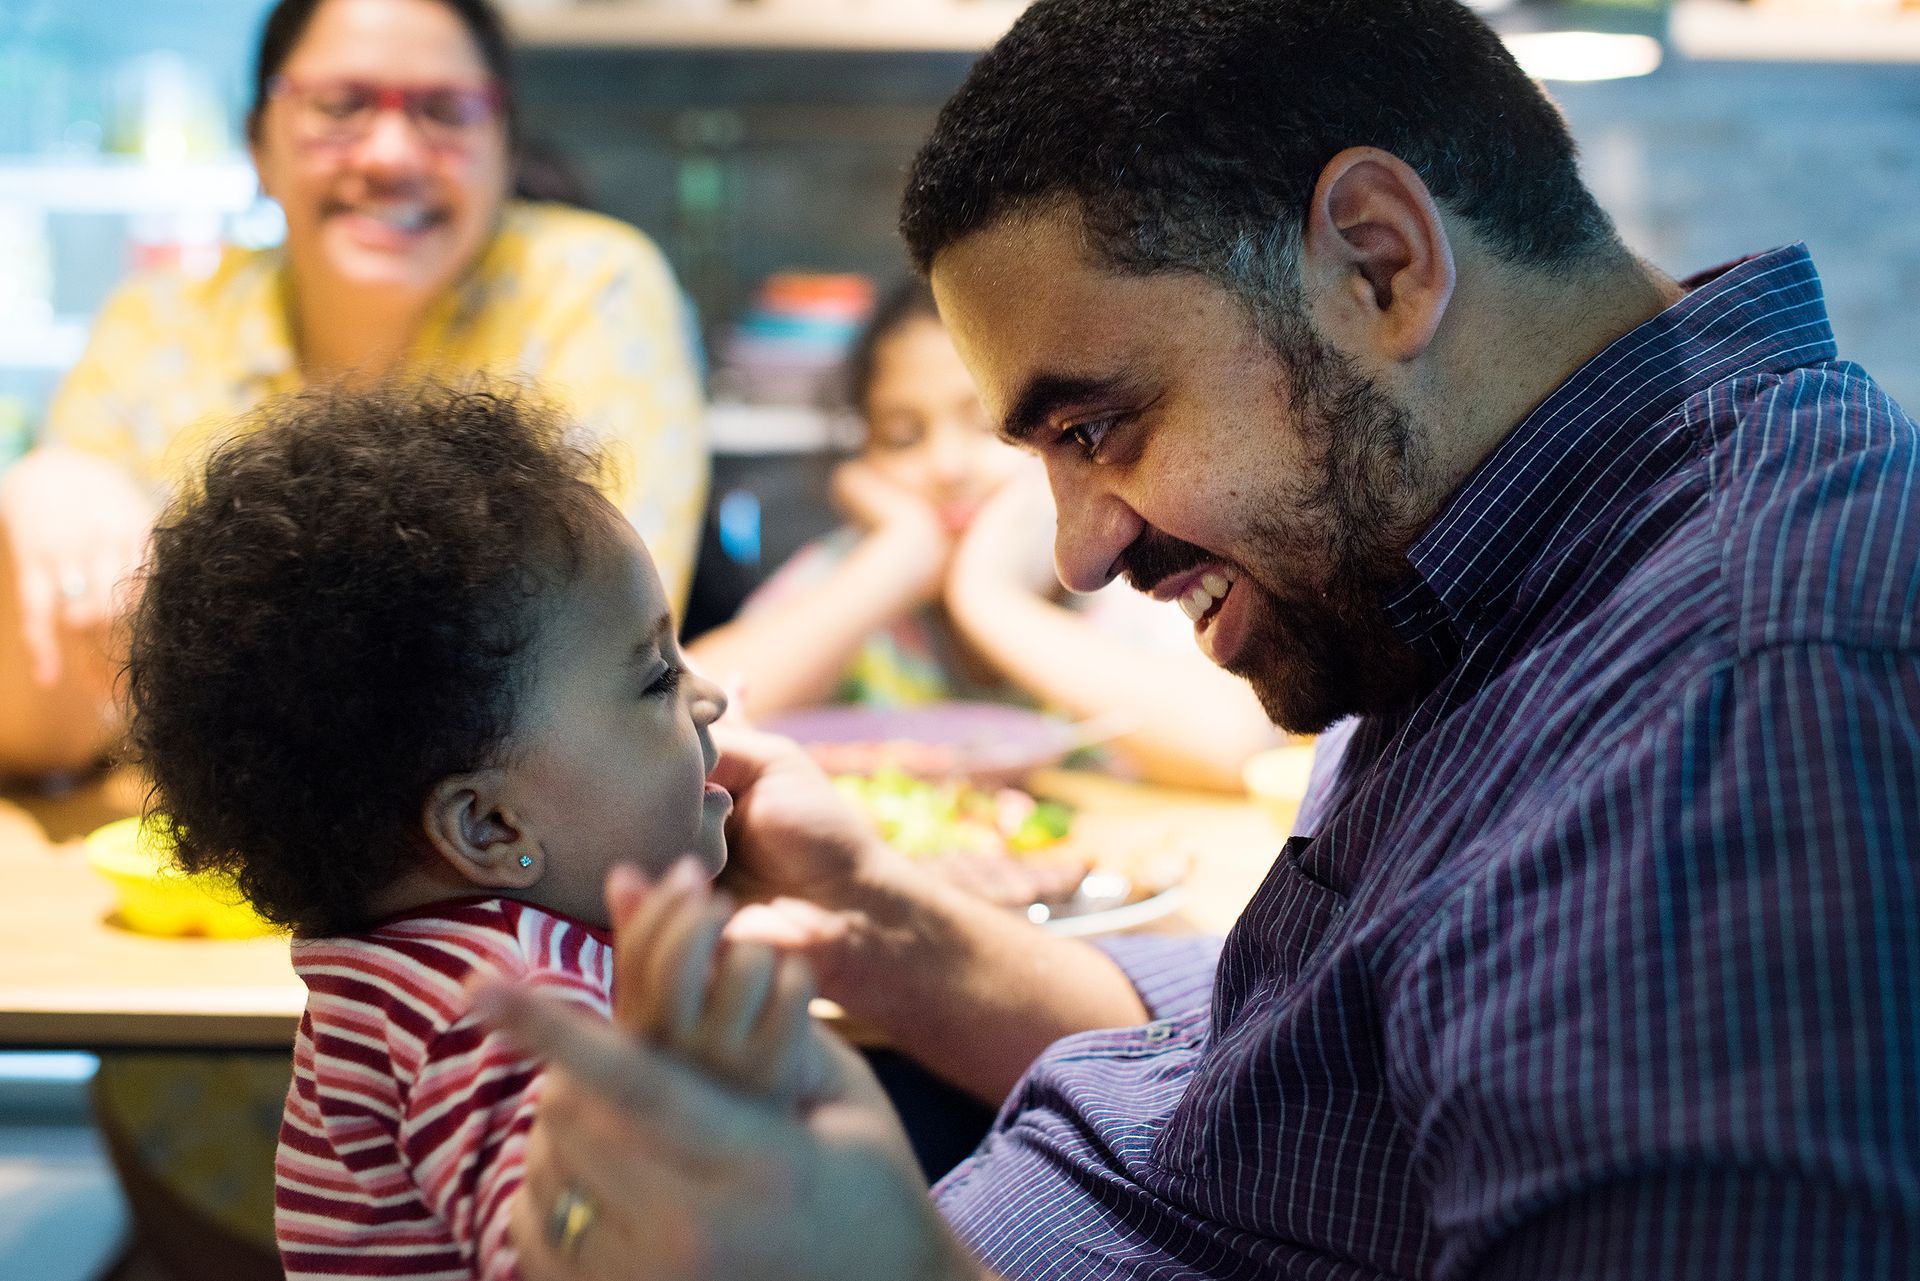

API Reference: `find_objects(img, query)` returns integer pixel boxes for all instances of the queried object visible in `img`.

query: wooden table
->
[0,761,1304,1052]
[0,770,305,1050]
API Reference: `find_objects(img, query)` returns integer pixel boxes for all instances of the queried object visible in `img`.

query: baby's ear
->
[421,770,544,889]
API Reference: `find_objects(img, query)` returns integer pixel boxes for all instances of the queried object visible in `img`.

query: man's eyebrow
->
[1000,374,1130,446]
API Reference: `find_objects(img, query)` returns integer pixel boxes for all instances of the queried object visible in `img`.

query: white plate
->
[1030,872,1188,937]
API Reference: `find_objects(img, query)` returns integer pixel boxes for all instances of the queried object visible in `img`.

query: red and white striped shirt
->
[276,898,613,1280]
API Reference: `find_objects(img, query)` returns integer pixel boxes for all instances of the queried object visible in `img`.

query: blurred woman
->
[0,0,705,1272]
[0,0,706,777]
[689,280,1277,791]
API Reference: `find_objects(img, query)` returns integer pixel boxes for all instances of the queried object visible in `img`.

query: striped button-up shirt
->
[934,245,1920,1279]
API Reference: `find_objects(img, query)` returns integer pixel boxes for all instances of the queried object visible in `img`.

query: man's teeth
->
[1178,568,1236,621]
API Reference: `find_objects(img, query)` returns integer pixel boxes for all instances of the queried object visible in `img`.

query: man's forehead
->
[930,216,1133,403]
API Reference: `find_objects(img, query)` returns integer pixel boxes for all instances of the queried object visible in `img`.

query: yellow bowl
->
[1241,742,1319,833]
[83,816,277,939]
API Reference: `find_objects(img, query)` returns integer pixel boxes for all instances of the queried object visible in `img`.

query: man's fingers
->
[725,898,844,954]
[603,864,650,932]
[477,982,788,1164]
[742,954,817,1087]
[611,858,705,1032]
[627,880,721,1042]
[690,939,777,1078]
[664,893,733,1048]
[511,1108,705,1281]
[708,723,804,792]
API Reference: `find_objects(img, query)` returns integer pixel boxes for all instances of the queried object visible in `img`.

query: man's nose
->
[1050,474,1142,594]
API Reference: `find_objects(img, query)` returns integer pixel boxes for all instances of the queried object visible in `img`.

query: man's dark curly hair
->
[901,0,1619,349]
[126,382,613,938]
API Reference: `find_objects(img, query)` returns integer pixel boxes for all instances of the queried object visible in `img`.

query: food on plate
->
[765,702,1079,784]
[810,738,971,778]
[832,767,1091,908]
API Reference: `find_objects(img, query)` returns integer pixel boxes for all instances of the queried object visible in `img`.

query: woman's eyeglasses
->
[267,76,502,151]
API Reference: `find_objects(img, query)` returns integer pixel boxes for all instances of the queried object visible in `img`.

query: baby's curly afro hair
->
[125,381,615,937]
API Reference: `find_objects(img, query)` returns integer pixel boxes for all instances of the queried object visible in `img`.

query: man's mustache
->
[1117,527,1215,595]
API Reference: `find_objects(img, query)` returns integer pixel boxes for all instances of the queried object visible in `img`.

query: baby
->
[125,383,828,1280]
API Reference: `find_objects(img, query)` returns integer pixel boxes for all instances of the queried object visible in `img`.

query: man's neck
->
[1415,242,1686,518]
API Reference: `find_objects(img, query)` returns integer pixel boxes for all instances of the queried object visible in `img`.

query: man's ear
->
[1300,146,1456,365]
[421,771,544,890]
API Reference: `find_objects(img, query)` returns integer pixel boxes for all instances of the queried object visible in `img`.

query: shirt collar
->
[1382,243,1837,653]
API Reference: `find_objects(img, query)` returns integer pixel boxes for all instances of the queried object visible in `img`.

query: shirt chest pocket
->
[1148,840,1351,1200]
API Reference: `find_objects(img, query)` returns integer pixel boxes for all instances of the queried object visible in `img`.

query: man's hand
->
[709,723,882,904]
[707,723,910,998]
[0,446,154,686]
[484,982,989,1281]
[611,859,834,1106]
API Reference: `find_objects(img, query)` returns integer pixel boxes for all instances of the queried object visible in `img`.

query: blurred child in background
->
[690,280,1278,791]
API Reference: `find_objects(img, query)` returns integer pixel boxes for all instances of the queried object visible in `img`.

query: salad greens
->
[832,766,1073,860]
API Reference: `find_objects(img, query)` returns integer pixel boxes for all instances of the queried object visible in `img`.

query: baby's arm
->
[611,859,837,1108]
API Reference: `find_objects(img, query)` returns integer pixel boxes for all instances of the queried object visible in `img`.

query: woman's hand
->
[944,462,1061,612]
[0,446,155,685]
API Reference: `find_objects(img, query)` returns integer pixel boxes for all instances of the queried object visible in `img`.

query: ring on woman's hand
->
[57,568,89,603]
[546,1185,597,1260]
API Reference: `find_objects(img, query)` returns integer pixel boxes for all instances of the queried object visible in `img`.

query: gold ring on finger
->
[546,1185,597,1260]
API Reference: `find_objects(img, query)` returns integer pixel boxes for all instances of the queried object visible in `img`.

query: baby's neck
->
[360,859,500,927]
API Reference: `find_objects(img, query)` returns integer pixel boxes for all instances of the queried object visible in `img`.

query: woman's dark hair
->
[902,0,1619,353]
[247,0,518,143]
[844,278,941,418]
[126,382,612,937]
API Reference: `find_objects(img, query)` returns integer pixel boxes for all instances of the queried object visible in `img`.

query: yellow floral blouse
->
[45,200,708,607]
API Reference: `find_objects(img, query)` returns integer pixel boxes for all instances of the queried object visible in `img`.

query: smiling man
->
[499,2,1920,1278]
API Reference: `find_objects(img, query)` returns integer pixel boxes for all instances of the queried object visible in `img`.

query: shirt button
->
[1144,1021,1174,1044]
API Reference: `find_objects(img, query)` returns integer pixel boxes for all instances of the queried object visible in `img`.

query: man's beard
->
[1119,339,1435,735]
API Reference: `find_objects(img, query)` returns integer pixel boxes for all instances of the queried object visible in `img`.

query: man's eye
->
[1062,416,1117,458]
[645,664,684,698]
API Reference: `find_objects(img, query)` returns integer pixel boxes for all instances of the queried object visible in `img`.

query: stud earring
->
[518,854,534,869]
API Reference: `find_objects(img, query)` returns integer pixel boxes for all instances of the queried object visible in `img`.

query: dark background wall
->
[517,49,1920,412]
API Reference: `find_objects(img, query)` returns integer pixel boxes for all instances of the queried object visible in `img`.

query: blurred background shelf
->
[1675,0,1920,63]
[0,159,257,214]
[507,1,1920,61]
[507,1,1027,52]
[0,319,88,373]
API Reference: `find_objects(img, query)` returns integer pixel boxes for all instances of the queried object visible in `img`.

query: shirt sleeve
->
[1389,643,1920,1280]
[530,232,709,614]
[1092,933,1224,1020]
[397,969,609,1281]
[41,276,163,470]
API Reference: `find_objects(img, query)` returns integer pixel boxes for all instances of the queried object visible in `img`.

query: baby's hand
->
[608,859,835,1108]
